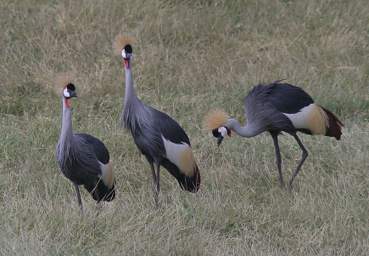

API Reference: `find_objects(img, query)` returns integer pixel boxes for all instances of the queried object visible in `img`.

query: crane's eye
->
[66,83,75,91]
[218,127,228,137]
[124,44,132,54]
[63,83,77,98]
[212,128,221,138]
[121,45,133,59]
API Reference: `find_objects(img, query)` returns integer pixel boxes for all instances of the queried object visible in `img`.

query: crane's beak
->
[212,128,225,147]
[217,136,224,147]
[68,90,77,98]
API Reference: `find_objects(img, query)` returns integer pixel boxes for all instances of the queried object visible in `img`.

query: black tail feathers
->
[162,159,201,193]
[84,180,116,202]
[322,107,344,140]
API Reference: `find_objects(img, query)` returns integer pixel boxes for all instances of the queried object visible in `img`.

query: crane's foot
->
[279,179,285,189]
[76,204,84,217]
[287,181,294,192]
[80,206,84,215]
[95,202,102,217]
[153,197,160,209]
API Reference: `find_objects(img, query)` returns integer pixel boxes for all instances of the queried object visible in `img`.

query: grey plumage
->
[212,81,343,189]
[56,83,115,212]
[121,83,165,162]
[119,44,200,205]
[243,84,296,134]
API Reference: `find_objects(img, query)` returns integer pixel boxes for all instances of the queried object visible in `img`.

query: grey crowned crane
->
[55,74,115,212]
[113,36,200,204]
[204,81,343,190]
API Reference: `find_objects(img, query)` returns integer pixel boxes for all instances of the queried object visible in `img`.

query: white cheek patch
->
[121,49,126,59]
[218,127,227,137]
[63,88,70,98]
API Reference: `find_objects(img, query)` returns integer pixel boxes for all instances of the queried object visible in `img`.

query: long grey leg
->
[149,162,158,206]
[150,162,157,185]
[74,183,83,213]
[271,134,284,187]
[289,134,308,190]
[154,163,161,207]
[94,201,102,218]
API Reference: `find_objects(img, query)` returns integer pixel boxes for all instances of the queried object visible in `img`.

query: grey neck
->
[122,60,147,130]
[123,63,137,109]
[226,118,262,138]
[57,98,73,163]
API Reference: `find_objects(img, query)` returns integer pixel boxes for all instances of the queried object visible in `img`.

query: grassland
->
[1,0,368,255]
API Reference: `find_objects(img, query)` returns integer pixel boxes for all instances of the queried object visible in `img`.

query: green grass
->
[1,0,368,255]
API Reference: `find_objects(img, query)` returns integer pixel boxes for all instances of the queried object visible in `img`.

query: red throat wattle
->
[64,98,71,108]
[123,59,130,69]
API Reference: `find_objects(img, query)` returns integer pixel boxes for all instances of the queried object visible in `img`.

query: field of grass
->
[1,0,368,255]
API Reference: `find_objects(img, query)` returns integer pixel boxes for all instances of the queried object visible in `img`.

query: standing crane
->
[55,74,115,212]
[204,81,343,190]
[113,36,200,205]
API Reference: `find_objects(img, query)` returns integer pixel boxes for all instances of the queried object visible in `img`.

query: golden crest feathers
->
[54,72,75,95]
[112,35,135,56]
[203,109,229,131]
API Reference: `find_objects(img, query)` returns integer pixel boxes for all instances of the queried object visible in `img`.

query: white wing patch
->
[161,136,196,177]
[282,103,328,135]
[99,161,114,189]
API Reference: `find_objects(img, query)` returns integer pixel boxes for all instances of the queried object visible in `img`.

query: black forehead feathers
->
[124,44,133,54]
[66,83,76,91]
[212,128,220,138]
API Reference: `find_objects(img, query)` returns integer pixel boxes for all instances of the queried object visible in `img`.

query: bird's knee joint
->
[302,151,308,158]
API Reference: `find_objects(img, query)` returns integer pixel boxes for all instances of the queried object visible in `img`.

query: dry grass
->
[1,0,368,255]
